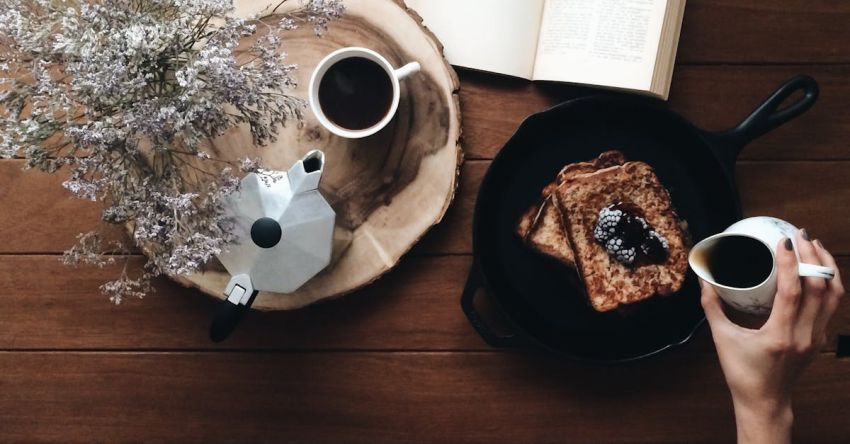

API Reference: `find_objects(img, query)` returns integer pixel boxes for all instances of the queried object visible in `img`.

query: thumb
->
[700,278,735,332]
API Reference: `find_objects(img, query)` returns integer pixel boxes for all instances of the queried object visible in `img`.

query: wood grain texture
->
[0,163,127,253]
[0,255,480,351]
[422,160,850,256]
[460,65,850,160]
[181,0,462,310]
[1,1,849,441]
[0,254,846,352]
[0,351,848,444]
[8,65,850,162]
[7,160,850,256]
[678,0,850,63]
[737,161,850,252]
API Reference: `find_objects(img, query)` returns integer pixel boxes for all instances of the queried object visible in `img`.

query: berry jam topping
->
[593,201,669,266]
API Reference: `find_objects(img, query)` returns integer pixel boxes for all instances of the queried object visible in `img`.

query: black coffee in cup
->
[318,57,393,130]
[705,236,773,288]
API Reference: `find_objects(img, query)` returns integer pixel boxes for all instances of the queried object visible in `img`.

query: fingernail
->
[801,228,810,241]
[784,237,794,251]
[815,239,824,249]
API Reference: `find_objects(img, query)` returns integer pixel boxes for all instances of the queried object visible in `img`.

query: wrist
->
[733,399,793,444]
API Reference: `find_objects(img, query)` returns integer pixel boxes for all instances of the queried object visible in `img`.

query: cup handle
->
[394,62,421,80]
[798,262,835,279]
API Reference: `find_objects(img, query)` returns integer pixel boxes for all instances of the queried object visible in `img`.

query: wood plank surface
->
[678,1,850,63]
[0,351,848,444]
[421,160,850,256]
[5,66,850,164]
[0,163,127,253]
[6,160,850,256]
[3,1,850,442]
[459,65,850,160]
[0,255,481,351]
[1,254,846,352]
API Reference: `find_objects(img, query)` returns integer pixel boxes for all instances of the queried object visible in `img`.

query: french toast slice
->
[515,151,626,267]
[555,161,688,312]
[523,194,573,265]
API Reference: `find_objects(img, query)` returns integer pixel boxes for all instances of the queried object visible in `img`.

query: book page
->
[532,0,668,90]
[406,0,545,79]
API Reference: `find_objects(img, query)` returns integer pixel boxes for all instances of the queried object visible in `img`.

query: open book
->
[407,0,686,100]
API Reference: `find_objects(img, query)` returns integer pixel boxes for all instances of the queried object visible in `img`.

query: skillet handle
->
[714,75,819,166]
[461,262,521,349]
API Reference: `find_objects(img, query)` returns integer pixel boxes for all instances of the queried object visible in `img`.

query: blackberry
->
[605,237,637,265]
[593,206,623,243]
[640,230,669,263]
[593,202,669,266]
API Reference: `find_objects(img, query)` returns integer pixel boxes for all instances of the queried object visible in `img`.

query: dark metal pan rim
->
[463,75,820,362]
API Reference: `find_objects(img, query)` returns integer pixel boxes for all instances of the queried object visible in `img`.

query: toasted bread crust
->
[555,161,688,312]
[525,195,573,264]
[515,150,627,268]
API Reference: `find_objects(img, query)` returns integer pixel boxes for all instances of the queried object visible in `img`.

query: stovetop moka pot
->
[210,150,335,341]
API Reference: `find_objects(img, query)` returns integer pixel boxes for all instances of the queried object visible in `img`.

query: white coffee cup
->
[308,47,420,139]
[688,216,835,315]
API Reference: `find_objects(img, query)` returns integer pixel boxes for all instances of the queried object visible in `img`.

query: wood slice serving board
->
[165,0,462,310]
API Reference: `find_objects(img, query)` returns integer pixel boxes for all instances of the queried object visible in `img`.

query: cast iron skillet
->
[462,75,819,362]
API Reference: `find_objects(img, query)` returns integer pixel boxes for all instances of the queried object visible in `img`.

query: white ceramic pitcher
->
[689,217,834,315]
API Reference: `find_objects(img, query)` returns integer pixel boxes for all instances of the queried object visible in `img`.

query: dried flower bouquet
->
[0,0,343,302]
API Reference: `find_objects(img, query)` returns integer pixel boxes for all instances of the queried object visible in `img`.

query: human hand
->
[700,229,844,444]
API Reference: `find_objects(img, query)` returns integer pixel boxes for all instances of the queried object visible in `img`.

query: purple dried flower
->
[0,0,343,303]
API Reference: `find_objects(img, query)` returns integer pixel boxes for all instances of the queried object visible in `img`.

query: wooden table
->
[1,1,849,442]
